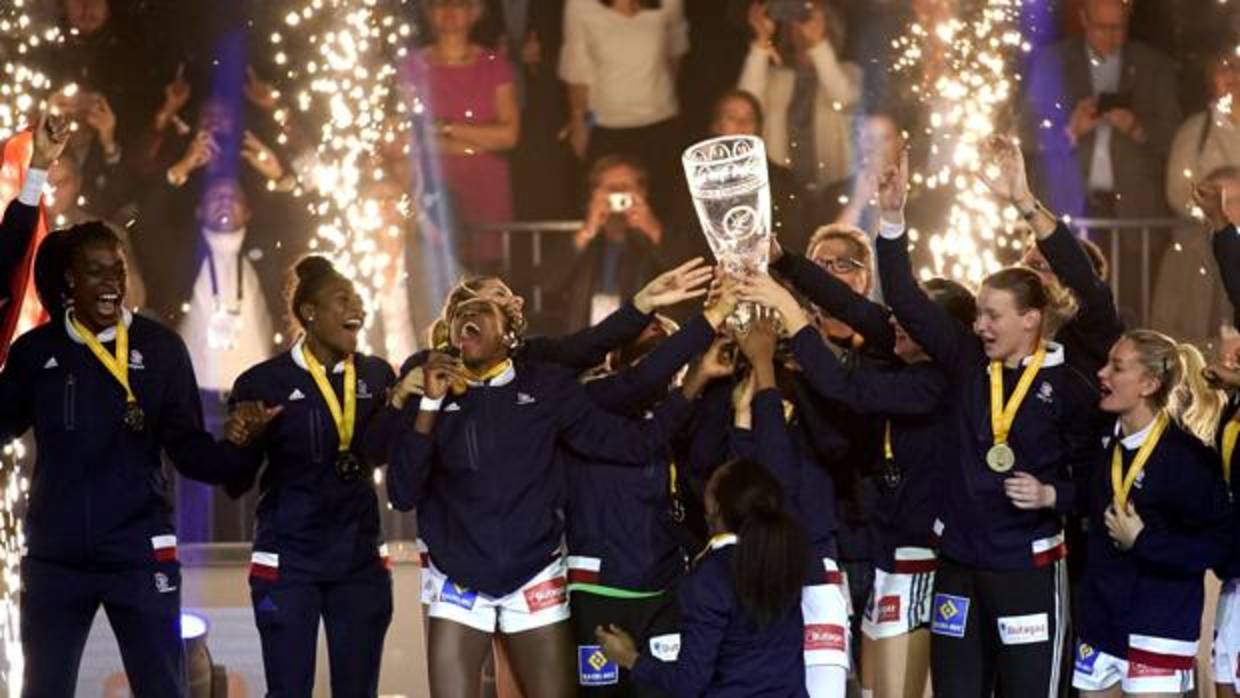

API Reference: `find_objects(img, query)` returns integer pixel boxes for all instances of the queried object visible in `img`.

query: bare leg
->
[502,620,576,698]
[427,617,494,698]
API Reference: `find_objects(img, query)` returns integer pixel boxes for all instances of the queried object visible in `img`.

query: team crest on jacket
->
[1036,381,1054,404]
[129,350,145,369]
[154,572,177,593]
[577,645,618,686]
[358,379,372,399]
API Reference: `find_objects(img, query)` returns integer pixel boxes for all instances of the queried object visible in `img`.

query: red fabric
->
[0,131,50,365]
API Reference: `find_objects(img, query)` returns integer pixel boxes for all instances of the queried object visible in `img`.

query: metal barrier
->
[1067,218,1185,328]
[485,218,1188,328]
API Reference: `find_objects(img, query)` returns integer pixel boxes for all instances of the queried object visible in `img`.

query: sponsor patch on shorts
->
[577,645,619,686]
[439,581,478,610]
[1075,642,1099,674]
[877,595,901,623]
[648,633,681,662]
[804,623,846,651]
[1127,661,1174,678]
[523,577,567,612]
[930,594,969,638]
[997,613,1049,645]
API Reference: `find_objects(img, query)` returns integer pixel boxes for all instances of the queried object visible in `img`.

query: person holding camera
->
[738,0,861,222]
[1021,0,1180,323]
[551,156,669,331]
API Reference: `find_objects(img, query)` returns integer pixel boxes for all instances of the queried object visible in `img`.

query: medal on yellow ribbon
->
[1111,412,1169,512]
[986,345,1047,473]
[300,344,361,483]
[69,314,144,433]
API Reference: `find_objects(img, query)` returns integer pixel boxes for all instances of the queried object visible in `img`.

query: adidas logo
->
[444,403,461,412]
[43,357,58,369]
[517,393,536,405]
[288,389,306,401]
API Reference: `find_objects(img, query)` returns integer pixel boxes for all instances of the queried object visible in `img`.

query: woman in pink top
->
[407,0,520,272]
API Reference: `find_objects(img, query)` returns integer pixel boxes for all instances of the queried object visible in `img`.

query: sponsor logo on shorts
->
[997,613,1049,645]
[523,577,567,612]
[878,595,901,624]
[804,623,846,652]
[931,594,969,638]
[439,581,478,610]
[649,633,681,662]
[577,645,618,686]
[1127,661,1174,678]
[1075,643,1099,674]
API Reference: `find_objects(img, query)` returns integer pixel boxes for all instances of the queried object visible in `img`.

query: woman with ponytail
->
[1071,330,1230,696]
[874,144,1099,697]
[597,458,810,698]
[222,255,399,697]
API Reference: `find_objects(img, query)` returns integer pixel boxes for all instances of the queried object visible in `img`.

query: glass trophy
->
[682,135,772,331]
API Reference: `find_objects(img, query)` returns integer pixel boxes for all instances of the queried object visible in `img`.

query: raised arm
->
[769,245,895,356]
[1195,178,1240,328]
[874,152,974,372]
[386,351,468,511]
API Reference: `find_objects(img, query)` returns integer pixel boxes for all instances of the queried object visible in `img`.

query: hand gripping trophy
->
[681,135,771,331]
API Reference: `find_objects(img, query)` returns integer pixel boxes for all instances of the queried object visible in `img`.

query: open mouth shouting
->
[96,290,122,320]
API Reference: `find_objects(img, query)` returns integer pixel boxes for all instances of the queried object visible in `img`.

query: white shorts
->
[423,555,570,634]
[1072,641,1194,694]
[1213,580,1240,689]
[803,558,851,670]
[861,548,936,640]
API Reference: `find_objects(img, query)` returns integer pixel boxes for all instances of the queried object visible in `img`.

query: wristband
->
[877,219,906,240]
[18,169,48,206]
[419,395,444,412]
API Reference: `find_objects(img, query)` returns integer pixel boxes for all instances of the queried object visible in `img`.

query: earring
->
[306,315,315,324]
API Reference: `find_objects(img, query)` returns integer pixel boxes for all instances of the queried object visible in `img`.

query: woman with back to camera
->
[223,256,398,697]
[385,272,718,698]
[875,144,1098,697]
[596,455,810,698]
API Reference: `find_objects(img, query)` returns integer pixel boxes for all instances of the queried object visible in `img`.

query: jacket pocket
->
[63,375,76,432]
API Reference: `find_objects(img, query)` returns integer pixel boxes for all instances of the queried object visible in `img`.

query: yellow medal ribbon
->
[1110,412,1169,512]
[300,343,356,454]
[989,345,1048,448]
[884,421,894,460]
[468,359,513,384]
[1222,415,1240,485]
[69,314,137,406]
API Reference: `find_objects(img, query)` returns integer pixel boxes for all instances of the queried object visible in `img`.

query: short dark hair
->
[924,277,976,327]
[35,221,122,320]
[713,89,766,133]
[587,155,649,195]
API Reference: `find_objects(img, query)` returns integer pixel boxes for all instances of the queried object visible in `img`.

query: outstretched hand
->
[634,257,714,313]
[224,402,283,447]
[30,110,71,169]
[876,148,910,224]
[978,135,1034,207]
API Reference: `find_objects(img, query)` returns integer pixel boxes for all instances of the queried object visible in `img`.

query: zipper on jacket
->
[63,375,77,431]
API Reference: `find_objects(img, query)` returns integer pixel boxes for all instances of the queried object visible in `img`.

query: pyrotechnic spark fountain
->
[892,0,1029,284]
[0,2,61,693]
[267,0,415,354]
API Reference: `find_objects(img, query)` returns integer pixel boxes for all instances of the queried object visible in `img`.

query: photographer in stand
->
[550,155,669,331]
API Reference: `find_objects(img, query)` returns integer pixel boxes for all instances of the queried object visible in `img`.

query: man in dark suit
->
[1021,0,1180,321]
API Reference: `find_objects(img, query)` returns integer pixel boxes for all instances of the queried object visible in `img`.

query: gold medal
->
[123,401,145,433]
[986,443,1016,473]
[987,345,1047,475]
[299,342,359,482]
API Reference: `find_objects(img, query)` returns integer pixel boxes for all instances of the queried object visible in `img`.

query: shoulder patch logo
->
[288,389,306,401]
[43,357,58,369]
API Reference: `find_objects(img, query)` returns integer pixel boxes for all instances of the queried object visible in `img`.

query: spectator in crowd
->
[550,155,667,331]
[1022,0,1181,324]
[739,0,861,224]
[44,0,159,145]
[708,89,807,254]
[1152,46,1240,343]
[559,0,689,216]
[44,157,146,312]
[406,0,520,273]
[830,109,905,233]
[45,86,138,226]
[1166,45,1240,218]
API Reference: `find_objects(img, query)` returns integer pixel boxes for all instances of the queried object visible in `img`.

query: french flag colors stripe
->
[1031,533,1067,567]
[1127,635,1197,671]
[151,535,177,562]
[893,546,937,574]
[567,556,602,585]
[250,552,280,581]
